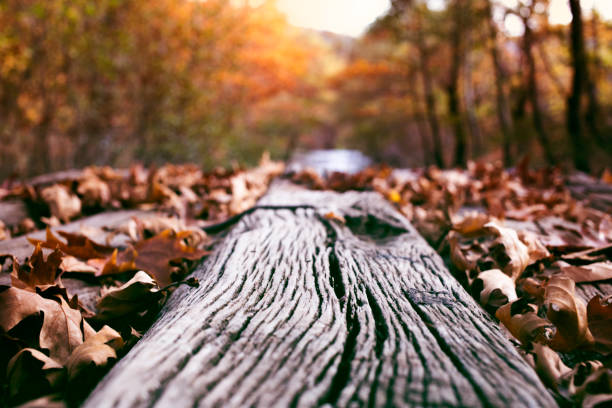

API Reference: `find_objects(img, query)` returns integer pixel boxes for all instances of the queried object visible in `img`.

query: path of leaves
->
[0,155,283,406]
[291,160,612,407]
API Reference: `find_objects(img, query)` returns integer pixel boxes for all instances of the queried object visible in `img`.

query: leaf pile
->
[0,154,284,240]
[292,160,612,405]
[0,224,206,406]
[0,155,283,406]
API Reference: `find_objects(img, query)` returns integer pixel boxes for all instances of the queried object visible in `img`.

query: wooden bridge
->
[76,151,556,407]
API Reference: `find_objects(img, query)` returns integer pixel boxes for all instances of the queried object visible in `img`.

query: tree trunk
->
[584,11,609,153]
[486,0,513,167]
[447,1,467,167]
[567,0,590,171]
[523,20,556,165]
[416,28,444,168]
[462,32,482,159]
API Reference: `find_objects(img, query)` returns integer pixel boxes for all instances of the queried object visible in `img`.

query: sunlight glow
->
[277,0,612,38]
[275,0,390,37]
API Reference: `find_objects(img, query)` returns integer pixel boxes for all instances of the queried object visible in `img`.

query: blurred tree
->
[567,0,590,171]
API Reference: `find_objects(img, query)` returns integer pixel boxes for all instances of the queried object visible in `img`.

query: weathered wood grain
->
[85,180,555,407]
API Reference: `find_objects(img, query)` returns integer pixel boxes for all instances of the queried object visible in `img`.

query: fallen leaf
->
[66,325,123,382]
[29,228,114,260]
[40,185,81,223]
[495,299,553,345]
[95,271,162,321]
[77,172,111,207]
[6,348,64,405]
[59,256,99,274]
[545,275,594,351]
[532,343,571,391]
[452,211,489,235]
[324,211,346,224]
[125,229,208,286]
[485,221,531,280]
[587,295,612,352]
[11,244,64,291]
[562,262,612,283]
[0,286,95,364]
[0,220,9,241]
[518,230,551,264]
[472,269,517,310]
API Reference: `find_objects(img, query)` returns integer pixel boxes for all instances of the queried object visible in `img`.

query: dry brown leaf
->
[59,256,99,274]
[532,343,571,391]
[517,230,551,264]
[40,185,81,223]
[77,173,111,207]
[472,269,517,310]
[11,244,64,291]
[95,271,161,320]
[448,231,485,272]
[451,211,489,235]
[28,228,114,260]
[495,300,553,345]
[126,229,208,287]
[485,221,531,280]
[559,360,604,398]
[66,325,123,382]
[587,295,612,352]
[574,367,612,407]
[562,262,612,283]
[92,248,138,276]
[0,286,95,364]
[545,275,594,351]
[6,348,64,405]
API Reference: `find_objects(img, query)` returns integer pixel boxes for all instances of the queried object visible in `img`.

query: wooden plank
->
[0,199,29,227]
[84,179,555,407]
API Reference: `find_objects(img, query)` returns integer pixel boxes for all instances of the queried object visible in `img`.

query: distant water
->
[287,150,372,176]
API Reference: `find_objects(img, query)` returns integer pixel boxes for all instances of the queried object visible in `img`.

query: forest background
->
[1,0,611,180]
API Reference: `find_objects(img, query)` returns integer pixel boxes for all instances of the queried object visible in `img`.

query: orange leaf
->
[28,228,114,260]
[10,244,63,292]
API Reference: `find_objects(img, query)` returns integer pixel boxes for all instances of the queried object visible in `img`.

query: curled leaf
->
[40,185,81,223]
[472,269,517,310]
[545,275,594,351]
[496,299,553,345]
[95,271,162,321]
[485,221,531,280]
[587,295,612,352]
[451,211,489,235]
